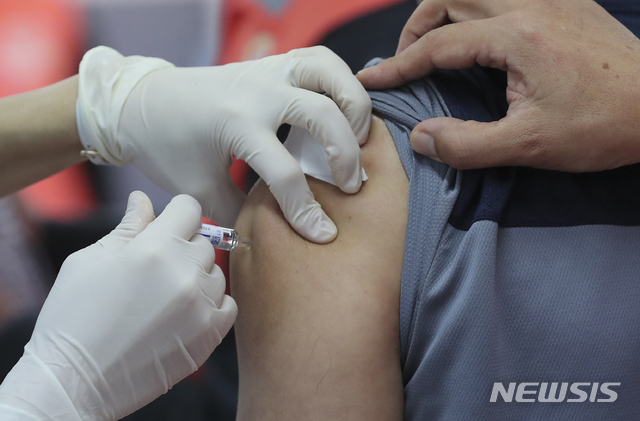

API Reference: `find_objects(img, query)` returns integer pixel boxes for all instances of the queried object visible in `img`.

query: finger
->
[411,115,534,169]
[233,130,338,243]
[215,294,238,338]
[288,46,372,145]
[189,233,216,274]
[358,17,507,90]
[188,292,237,368]
[199,264,227,309]
[143,194,203,241]
[399,0,521,53]
[282,88,363,194]
[397,0,450,53]
[98,191,155,254]
[199,176,246,228]
[268,167,338,243]
[196,294,237,357]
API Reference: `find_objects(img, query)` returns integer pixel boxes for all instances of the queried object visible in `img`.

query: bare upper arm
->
[230,115,408,420]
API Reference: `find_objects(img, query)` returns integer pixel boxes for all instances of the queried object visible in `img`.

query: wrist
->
[76,46,174,166]
[0,350,83,421]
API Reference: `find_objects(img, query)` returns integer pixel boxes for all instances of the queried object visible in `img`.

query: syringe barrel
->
[197,224,238,251]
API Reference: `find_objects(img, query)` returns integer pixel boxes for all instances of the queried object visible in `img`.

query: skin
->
[0,72,81,364]
[358,0,640,172]
[230,116,408,420]
[0,75,85,197]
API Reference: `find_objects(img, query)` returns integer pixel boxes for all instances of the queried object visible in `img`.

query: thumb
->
[98,191,155,253]
[410,117,525,169]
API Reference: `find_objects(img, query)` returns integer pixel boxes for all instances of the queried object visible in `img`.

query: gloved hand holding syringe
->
[198,223,252,251]
[0,39,371,421]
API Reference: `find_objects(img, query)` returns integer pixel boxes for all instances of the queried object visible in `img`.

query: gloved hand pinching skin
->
[0,191,237,421]
[76,46,372,243]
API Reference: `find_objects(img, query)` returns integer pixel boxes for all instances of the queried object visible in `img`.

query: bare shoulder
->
[230,115,408,420]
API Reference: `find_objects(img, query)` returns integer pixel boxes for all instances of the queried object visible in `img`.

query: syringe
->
[197,223,252,251]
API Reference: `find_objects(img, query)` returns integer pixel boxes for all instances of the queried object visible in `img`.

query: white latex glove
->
[0,192,237,421]
[76,46,372,243]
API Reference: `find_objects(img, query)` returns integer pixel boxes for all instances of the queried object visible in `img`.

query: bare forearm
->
[0,75,85,196]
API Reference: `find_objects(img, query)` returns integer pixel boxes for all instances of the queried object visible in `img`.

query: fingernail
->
[341,168,362,194]
[311,214,337,243]
[126,191,143,213]
[126,191,154,225]
[411,130,438,158]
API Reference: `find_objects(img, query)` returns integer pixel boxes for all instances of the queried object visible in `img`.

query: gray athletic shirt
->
[368,59,640,420]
